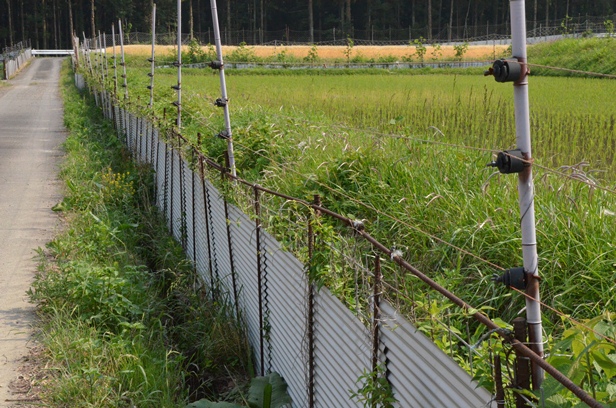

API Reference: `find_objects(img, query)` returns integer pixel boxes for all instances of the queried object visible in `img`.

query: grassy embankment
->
[86,37,616,403]
[30,62,250,407]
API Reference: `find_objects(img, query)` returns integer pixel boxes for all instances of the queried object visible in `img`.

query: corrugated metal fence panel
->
[193,175,213,288]
[171,150,183,243]
[379,302,494,408]
[227,204,262,375]
[129,113,137,152]
[206,182,232,298]
[164,145,172,226]
[262,233,309,408]
[136,118,144,163]
[155,135,166,211]
[184,162,195,263]
[114,105,121,135]
[314,288,371,408]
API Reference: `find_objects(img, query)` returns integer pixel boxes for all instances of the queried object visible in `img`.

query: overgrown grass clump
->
[29,63,249,407]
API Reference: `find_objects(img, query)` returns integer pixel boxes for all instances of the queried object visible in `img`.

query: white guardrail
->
[32,49,75,56]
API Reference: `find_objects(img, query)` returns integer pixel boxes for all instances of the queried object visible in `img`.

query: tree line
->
[2,0,616,50]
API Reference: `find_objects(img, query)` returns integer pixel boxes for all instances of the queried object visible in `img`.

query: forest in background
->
[2,1,616,52]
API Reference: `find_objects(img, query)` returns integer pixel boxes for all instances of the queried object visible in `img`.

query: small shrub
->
[227,42,257,62]
[344,36,354,64]
[453,42,469,60]
[605,19,614,38]
[304,45,320,64]
[413,37,427,62]
[430,43,442,61]
[350,364,397,408]
[560,14,573,36]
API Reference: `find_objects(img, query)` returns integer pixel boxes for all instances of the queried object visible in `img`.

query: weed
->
[303,45,320,64]
[228,42,257,63]
[413,37,427,62]
[344,36,354,64]
[605,19,615,38]
[350,364,397,408]
[430,43,442,61]
[453,42,469,60]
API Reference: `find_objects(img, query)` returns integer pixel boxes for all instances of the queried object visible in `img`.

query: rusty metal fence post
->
[307,194,320,408]
[254,185,264,375]
[513,317,531,408]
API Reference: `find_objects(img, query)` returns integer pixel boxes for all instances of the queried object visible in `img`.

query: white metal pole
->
[102,32,108,82]
[98,31,104,84]
[149,4,156,108]
[118,20,128,100]
[176,0,182,129]
[112,24,118,97]
[210,0,236,178]
[510,0,544,388]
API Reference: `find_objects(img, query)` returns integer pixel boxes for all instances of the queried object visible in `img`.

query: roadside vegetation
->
[83,36,616,405]
[29,62,250,407]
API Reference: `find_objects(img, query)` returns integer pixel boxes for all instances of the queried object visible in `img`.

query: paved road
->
[0,58,65,406]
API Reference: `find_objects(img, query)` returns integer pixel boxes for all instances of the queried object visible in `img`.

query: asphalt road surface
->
[0,58,65,406]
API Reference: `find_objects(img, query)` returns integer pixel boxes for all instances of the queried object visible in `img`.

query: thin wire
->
[230,136,507,271]
[124,74,614,344]
[179,91,616,196]
[197,114,612,354]
[533,162,616,195]
[527,63,616,80]
[510,286,616,347]
[329,123,616,195]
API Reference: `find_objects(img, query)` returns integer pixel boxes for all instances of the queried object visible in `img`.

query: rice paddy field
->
[84,40,616,404]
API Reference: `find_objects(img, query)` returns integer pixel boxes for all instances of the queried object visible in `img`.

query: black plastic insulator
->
[147,58,155,62]
[214,98,227,107]
[487,149,528,174]
[171,85,181,90]
[217,130,230,139]
[209,60,223,70]
[492,267,527,290]
[171,101,181,107]
[121,74,127,78]
[173,61,181,67]
[147,72,154,77]
[487,59,523,83]
[147,85,153,90]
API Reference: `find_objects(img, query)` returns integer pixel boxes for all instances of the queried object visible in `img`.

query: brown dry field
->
[119,44,507,61]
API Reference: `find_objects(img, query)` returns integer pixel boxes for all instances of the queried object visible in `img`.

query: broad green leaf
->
[591,351,616,377]
[247,372,292,408]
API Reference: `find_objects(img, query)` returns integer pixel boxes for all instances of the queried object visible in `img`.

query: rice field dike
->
[78,36,616,405]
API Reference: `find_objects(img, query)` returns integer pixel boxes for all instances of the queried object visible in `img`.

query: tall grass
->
[31,61,249,407]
